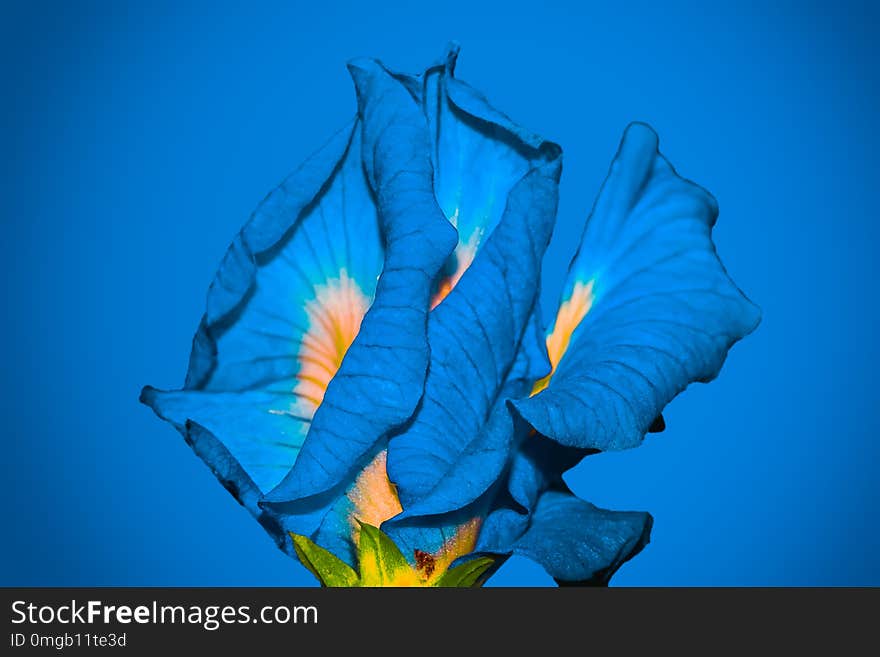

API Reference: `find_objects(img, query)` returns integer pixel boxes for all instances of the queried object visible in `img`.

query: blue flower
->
[141,45,759,586]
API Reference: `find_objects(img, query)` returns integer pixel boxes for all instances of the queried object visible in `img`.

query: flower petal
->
[292,311,552,566]
[426,45,556,307]
[382,505,485,580]
[480,490,653,584]
[187,121,380,395]
[507,433,585,512]
[302,449,402,566]
[513,122,761,452]
[263,58,457,503]
[139,388,306,495]
[386,156,561,518]
[141,120,383,528]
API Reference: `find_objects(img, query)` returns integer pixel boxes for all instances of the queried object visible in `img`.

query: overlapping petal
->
[263,57,457,505]
[386,159,560,517]
[257,56,476,565]
[380,46,561,520]
[424,46,557,308]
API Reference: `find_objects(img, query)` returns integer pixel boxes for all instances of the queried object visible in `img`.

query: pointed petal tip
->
[345,57,382,95]
[444,42,461,67]
[345,56,378,76]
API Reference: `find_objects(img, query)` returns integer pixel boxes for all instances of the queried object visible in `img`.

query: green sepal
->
[356,521,413,586]
[435,556,495,587]
[291,532,360,587]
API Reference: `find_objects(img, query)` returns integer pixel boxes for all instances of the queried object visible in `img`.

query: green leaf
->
[291,533,360,587]
[436,556,495,587]
[356,521,414,586]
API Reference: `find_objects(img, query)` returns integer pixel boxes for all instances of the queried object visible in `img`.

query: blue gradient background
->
[2,0,877,586]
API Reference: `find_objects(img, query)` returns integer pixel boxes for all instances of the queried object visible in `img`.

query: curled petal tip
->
[138,385,157,407]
